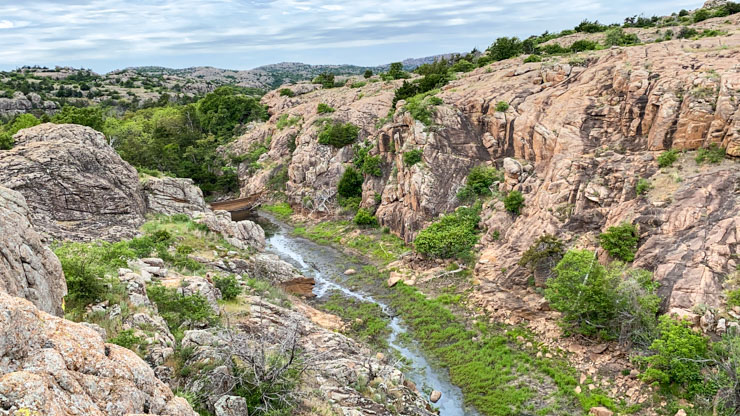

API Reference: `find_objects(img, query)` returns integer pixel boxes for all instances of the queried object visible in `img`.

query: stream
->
[258,213,479,416]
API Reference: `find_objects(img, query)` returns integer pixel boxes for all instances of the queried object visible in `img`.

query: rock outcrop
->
[0,186,66,316]
[142,175,209,216]
[0,291,196,416]
[0,123,147,241]
[0,92,57,118]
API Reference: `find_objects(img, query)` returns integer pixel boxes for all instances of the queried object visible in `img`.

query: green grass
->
[293,220,408,265]
[261,202,294,220]
[323,292,390,351]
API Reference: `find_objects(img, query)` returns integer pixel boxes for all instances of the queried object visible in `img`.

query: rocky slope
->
[232,13,740,322]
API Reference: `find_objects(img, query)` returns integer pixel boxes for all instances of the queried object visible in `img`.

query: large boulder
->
[200,210,266,251]
[142,175,209,216]
[0,186,66,316]
[250,253,315,296]
[0,123,147,241]
[0,291,196,416]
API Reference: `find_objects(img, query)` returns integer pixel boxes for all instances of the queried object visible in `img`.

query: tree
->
[312,73,336,88]
[544,250,619,337]
[487,37,524,61]
[337,166,363,199]
[52,105,105,131]
[598,223,639,262]
[414,204,481,259]
[504,190,525,214]
[387,62,406,80]
[196,86,267,137]
[363,70,373,79]
[0,113,41,149]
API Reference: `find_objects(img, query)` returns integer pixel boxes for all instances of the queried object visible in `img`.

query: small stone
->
[675,410,687,416]
[589,407,614,416]
[344,268,357,275]
[629,369,640,379]
[574,386,582,394]
[430,390,442,403]
[387,272,402,287]
[141,257,165,268]
[591,343,608,354]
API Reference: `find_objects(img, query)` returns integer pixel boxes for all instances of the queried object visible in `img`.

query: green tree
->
[414,204,480,259]
[363,69,373,79]
[503,190,525,214]
[544,250,618,337]
[387,62,406,80]
[0,113,41,149]
[313,73,336,88]
[52,105,105,131]
[337,166,363,199]
[487,37,524,61]
[599,223,639,262]
[354,208,379,227]
[196,86,267,137]
[317,121,359,148]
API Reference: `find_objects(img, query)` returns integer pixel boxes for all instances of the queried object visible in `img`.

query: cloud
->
[0,0,702,72]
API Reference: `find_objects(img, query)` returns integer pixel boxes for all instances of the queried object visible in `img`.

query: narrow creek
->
[257,213,479,416]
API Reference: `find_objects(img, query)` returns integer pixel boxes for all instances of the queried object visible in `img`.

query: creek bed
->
[257,212,479,416]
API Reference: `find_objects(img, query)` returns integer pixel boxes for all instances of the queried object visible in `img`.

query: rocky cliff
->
[0,123,147,242]
[0,186,66,316]
[231,13,740,318]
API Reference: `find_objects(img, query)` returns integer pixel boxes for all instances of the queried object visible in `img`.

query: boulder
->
[589,407,614,416]
[142,175,209,216]
[0,123,146,241]
[429,390,442,403]
[0,186,66,316]
[0,291,196,416]
[201,210,266,251]
[250,253,315,295]
[214,395,248,416]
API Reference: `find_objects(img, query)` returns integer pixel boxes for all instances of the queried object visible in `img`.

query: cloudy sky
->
[0,0,700,73]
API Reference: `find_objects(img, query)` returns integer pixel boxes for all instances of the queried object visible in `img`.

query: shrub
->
[52,105,105,132]
[694,8,711,22]
[214,275,242,301]
[109,329,144,351]
[317,103,335,114]
[635,178,652,195]
[614,268,660,347]
[604,28,640,46]
[575,19,608,33]
[695,144,726,164]
[677,26,699,39]
[414,204,480,259]
[278,88,294,97]
[350,81,367,88]
[544,250,619,337]
[337,166,363,199]
[363,69,373,79]
[313,72,336,88]
[317,121,359,148]
[276,114,301,130]
[518,234,565,286]
[0,113,40,150]
[503,190,525,214]
[466,165,503,196]
[570,40,599,52]
[147,284,218,337]
[523,54,543,63]
[353,208,379,228]
[599,222,639,262]
[451,59,476,73]
[267,165,289,191]
[639,316,710,397]
[657,149,679,167]
[679,9,689,16]
[403,149,423,166]
[727,288,740,308]
[361,155,382,177]
[487,37,524,61]
[495,101,509,112]
[404,92,443,125]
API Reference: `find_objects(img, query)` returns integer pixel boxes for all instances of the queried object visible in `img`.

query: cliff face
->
[233,14,740,317]
[0,186,66,316]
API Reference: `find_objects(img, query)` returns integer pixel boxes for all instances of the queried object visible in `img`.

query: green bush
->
[635,178,652,195]
[518,234,565,286]
[639,316,710,397]
[109,329,144,351]
[350,81,367,88]
[147,284,218,338]
[694,8,711,22]
[414,204,480,259]
[523,54,543,63]
[361,155,382,177]
[657,149,679,167]
[451,59,476,73]
[317,103,335,114]
[695,144,726,164]
[404,91,443,125]
[403,149,423,166]
[363,70,373,79]
[544,250,619,337]
[575,19,608,33]
[495,101,509,112]
[599,223,639,262]
[353,208,379,228]
[52,105,105,132]
[487,37,524,61]
[317,121,359,148]
[570,40,599,52]
[276,114,301,130]
[337,166,363,199]
[214,275,242,301]
[727,288,740,307]
[604,28,640,46]
[503,190,525,214]
[313,73,336,88]
[465,165,503,198]
[278,88,294,97]
[0,113,40,150]
[385,62,407,80]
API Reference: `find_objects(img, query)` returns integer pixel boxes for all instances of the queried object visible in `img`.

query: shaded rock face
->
[0,186,66,316]
[0,291,196,416]
[199,210,266,251]
[142,175,209,216]
[0,123,147,242]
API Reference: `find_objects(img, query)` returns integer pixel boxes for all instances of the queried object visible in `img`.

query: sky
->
[0,0,701,73]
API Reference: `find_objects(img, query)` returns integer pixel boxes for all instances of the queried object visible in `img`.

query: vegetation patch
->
[317,120,360,148]
[262,202,294,220]
[414,203,481,260]
[404,91,443,126]
[695,144,726,165]
[599,222,639,262]
[316,103,335,114]
[402,149,423,167]
[657,149,679,168]
[324,293,390,351]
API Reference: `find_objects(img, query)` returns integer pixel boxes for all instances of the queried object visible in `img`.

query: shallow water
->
[260,213,479,416]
